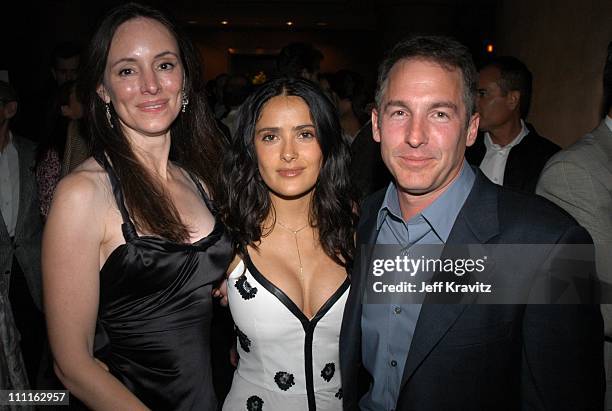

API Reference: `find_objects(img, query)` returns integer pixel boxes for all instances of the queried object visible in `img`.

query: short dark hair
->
[223,74,252,108]
[603,41,612,116]
[51,41,81,67]
[483,56,533,118]
[219,77,357,268]
[276,42,323,78]
[0,80,17,103]
[375,35,478,122]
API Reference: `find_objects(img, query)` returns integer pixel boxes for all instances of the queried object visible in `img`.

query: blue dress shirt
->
[359,161,475,411]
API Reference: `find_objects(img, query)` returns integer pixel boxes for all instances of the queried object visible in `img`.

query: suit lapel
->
[340,190,385,407]
[399,171,501,387]
[0,202,9,240]
[13,135,35,239]
[592,121,612,166]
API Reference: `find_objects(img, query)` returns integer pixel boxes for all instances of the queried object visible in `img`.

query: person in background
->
[0,80,44,394]
[49,42,81,87]
[329,69,369,143]
[466,56,559,192]
[276,42,323,82]
[36,80,89,219]
[537,40,612,411]
[220,74,252,138]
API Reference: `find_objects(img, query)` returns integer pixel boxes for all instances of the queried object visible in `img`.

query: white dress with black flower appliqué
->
[222,255,349,411]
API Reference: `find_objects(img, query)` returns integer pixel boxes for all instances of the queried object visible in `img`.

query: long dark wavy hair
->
[219,77,358,268]
[78,3,224,242]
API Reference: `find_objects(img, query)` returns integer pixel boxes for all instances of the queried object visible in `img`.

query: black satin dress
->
[93,155,232,410]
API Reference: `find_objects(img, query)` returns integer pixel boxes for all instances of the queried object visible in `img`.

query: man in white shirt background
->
[466,56,560,193]
[0,80,45,388]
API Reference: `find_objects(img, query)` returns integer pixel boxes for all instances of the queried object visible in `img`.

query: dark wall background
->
[2,0,610,146]
[495,0,612,146]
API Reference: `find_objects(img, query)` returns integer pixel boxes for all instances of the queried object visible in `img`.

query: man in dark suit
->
[339,36,603,411]
[0,80,45,387]
[465,56,559,193]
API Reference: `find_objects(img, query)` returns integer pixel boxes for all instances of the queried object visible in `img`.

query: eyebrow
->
[384,99,458,112]
[256,124,315,133]
[110,51,179,68]
[430,101,458,112]
[384,100,409,111]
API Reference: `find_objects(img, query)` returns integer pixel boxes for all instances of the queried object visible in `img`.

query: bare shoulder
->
[50,157,113,222]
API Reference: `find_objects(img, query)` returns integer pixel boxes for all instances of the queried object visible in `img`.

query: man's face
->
[373,58,478,199]
[0,100,17,127]
[52,55,80,85]
[476,65,515,132]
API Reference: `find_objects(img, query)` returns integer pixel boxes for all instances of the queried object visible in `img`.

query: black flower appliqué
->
[246,395,264,411]
[235,275,258,300]
[335,388,343,399]
[321,362,335,382]
[274,371,295,391]
[236,327,251,353]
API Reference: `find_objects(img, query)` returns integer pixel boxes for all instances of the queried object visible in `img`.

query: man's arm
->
[537,159,612,335]
[521,225,604,410]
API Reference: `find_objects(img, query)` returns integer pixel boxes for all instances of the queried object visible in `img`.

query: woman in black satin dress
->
[42,4,231,410]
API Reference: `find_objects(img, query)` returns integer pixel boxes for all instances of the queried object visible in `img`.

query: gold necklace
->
[275,220,309,278]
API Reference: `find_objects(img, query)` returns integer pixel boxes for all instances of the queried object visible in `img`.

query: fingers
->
[94,358,110,372]
[212,279,229,307]
[229,346,239,367]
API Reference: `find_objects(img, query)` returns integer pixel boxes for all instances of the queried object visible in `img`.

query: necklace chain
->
[275,220,309,278]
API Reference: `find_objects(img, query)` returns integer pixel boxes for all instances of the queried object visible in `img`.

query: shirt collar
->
[483,119,529,151]
[376,160,475,242]
[1,131,14,155]
[605,115,612,133]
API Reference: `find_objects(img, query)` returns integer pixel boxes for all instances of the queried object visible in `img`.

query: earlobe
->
[96,84,110,104]
[508,91,520,111]
[372,109,381,142]
[4,101,18,119]
[466,113,479,147]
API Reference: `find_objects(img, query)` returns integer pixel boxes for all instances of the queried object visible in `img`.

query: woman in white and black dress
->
[219,77,358,411]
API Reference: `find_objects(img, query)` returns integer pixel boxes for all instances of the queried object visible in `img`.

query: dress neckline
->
[242,252,350,330]
[94,151,224,275]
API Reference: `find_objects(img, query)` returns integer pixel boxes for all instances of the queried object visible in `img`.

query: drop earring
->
[181,91,189,113]
[105,103,113,128]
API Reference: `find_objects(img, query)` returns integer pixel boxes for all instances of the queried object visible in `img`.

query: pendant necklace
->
[276,220,309,279]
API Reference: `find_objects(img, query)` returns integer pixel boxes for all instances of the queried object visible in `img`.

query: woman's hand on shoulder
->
[212,254,242,306]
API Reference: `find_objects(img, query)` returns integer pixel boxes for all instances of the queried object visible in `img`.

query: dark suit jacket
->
[339,170,604,411]
[350,120,393,201]
[0,134,43,310]
[465,124,560,193]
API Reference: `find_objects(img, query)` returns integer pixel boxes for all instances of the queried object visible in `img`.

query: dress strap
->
[93,151,138,241]
[185,171,217,214]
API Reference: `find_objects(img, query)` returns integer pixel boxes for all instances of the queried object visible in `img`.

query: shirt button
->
[394,306,402,314]
[390,360,397,367]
